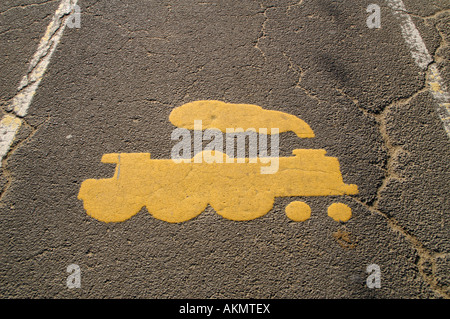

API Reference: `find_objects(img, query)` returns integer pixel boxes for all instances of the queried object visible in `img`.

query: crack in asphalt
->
[336,75,450,297]
[282,52,325,104]
[392,8,450,21]
[254,4,271,62]
[309,5,449,295]
[0,12,54,37]
[0,0,59,16]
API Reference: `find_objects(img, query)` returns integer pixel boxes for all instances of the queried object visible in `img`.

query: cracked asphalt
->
[0,0,449,298]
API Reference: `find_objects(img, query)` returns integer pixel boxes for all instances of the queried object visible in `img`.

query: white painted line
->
[387,0,450,137]
[8,0,78,117]
[1,0,77,166]
[427,64,450,136]
[386,0,433,69]
[0,115,22,168]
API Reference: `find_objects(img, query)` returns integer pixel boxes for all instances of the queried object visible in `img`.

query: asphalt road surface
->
[0,0,449,299]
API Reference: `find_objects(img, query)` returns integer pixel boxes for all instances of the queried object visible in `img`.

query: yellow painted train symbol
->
[78,101,358,223]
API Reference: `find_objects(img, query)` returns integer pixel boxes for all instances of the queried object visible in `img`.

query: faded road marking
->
[8,0,78,117]
[387,0,433,69]
[0,115,22,168]
[0,0,78,165]
[387,0,450,137]
[427,64,450,136]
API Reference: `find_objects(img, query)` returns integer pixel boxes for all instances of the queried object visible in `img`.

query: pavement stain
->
[332,229,357,250]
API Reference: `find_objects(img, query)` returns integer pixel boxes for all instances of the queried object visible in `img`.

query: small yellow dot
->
[328,203,352,222]
[285,201,311,222]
